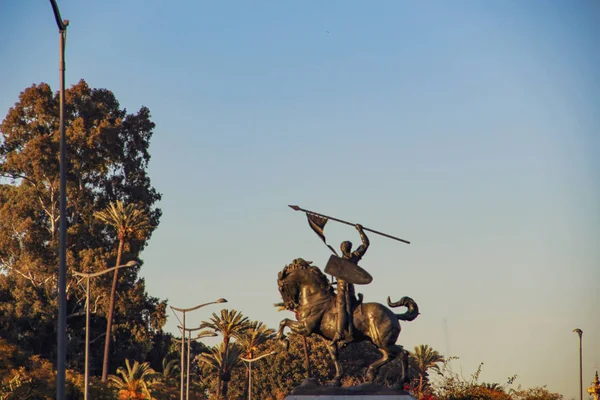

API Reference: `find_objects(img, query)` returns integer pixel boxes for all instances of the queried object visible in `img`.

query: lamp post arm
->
[196,331,218,339]
[49,0,68,30]
[73,262,138,278]
[170,298,227,313]
[178,326,207,333]
[177,326,218,338]
[241,351,278,363]
[240,351,276,400]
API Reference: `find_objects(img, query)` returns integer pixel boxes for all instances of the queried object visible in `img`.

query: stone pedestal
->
[285,379,418,400]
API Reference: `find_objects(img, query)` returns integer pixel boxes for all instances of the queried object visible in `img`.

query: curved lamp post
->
[574,329,583,400]
[171,299,227,400]
[177,327,217,400]
[241,351,277,400]
[73,260,138,400]
[48,1,69,399]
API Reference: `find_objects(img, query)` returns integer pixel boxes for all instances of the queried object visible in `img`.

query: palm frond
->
[95,200,153,240]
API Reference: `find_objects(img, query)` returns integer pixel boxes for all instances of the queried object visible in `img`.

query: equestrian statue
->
[276,205,419,386]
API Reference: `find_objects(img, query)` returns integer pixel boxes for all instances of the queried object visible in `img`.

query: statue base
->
[285,378,417,399]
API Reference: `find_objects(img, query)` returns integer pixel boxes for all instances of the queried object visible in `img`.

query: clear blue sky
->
[1,1,598,398]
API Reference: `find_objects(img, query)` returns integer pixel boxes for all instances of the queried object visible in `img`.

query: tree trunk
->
[419,373,423,394]
[101,238,124,381]
[222,377,229,400]
[217,336,230,398]
[243,362,250,400]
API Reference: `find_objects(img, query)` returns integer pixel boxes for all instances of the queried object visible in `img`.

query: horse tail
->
[387,296,420,321]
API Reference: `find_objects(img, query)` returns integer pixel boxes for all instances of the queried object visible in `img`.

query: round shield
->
[324,255,373,285]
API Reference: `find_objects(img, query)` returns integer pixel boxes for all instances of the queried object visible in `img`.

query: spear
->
[288,205,410,245]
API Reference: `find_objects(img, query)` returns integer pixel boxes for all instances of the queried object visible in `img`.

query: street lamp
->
[177,326,217,400]
[240,351,277,400]
[73,260,138,400]
[171,298,227,400]
[574,329,583,400]
[48,1,69,399]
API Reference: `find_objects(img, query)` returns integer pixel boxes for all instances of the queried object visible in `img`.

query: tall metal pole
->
[57,28,67,400]
[49,2,69,399]
[84,276,90,400]
[186,329,192,400]
[181,311,186,400]
[580,339,583,400]
[574,329,583,400]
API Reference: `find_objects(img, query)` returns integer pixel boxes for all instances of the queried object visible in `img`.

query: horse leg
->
[277,318,310,351]
[321,336,343,386]
[382,345,408,389]
[277,318,309,338]
[400,348,410,386]
[365,347,393,383]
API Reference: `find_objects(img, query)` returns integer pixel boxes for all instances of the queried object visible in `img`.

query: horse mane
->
[277,258,333,310]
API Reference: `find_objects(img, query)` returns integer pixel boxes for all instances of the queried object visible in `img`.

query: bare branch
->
[90,333,106,344]
[67,311,85,319]
[1,264,43,287]
[93,295,104,313]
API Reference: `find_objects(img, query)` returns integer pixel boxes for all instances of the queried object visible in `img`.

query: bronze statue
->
[276,258,418,385]
[279,205,416,386]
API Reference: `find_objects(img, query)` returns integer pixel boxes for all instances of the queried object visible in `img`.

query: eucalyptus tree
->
[0,80,164,374]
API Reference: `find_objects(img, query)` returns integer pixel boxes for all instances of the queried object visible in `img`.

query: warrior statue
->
[280,205,416,385]
[332,223,369,345]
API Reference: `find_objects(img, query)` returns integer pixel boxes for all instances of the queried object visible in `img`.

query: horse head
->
[277,259,308,311]
[277,258,333,311]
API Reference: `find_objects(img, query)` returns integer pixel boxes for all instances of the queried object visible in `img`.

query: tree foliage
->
[234,321,275,399]
[199,309,250,398]
[0,80,164,376]
[429,357,562,400]
[410,344,445,393]
[108,359,157,400]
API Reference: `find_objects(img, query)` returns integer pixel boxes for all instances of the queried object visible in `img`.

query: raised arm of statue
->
[353,223,370,258]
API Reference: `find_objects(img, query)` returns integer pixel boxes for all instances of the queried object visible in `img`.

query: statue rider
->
[331,223,370,345]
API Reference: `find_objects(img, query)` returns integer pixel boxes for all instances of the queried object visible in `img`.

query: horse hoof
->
[328,379,342,387]
[279,338,290,352]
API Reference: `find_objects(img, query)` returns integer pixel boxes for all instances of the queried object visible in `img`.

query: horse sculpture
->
[276,258,419,385]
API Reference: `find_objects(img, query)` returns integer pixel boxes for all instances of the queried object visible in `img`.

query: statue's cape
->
[324,255,372,285]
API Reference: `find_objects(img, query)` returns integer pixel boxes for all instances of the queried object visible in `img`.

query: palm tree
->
[153,356,179,400]
[95,200,152,381]
[235,321,275,399]
[198,343,243,400]
[199,309,250,398]
[108,358,157,400]
[235,321,275,358]
[409,344,445,394]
